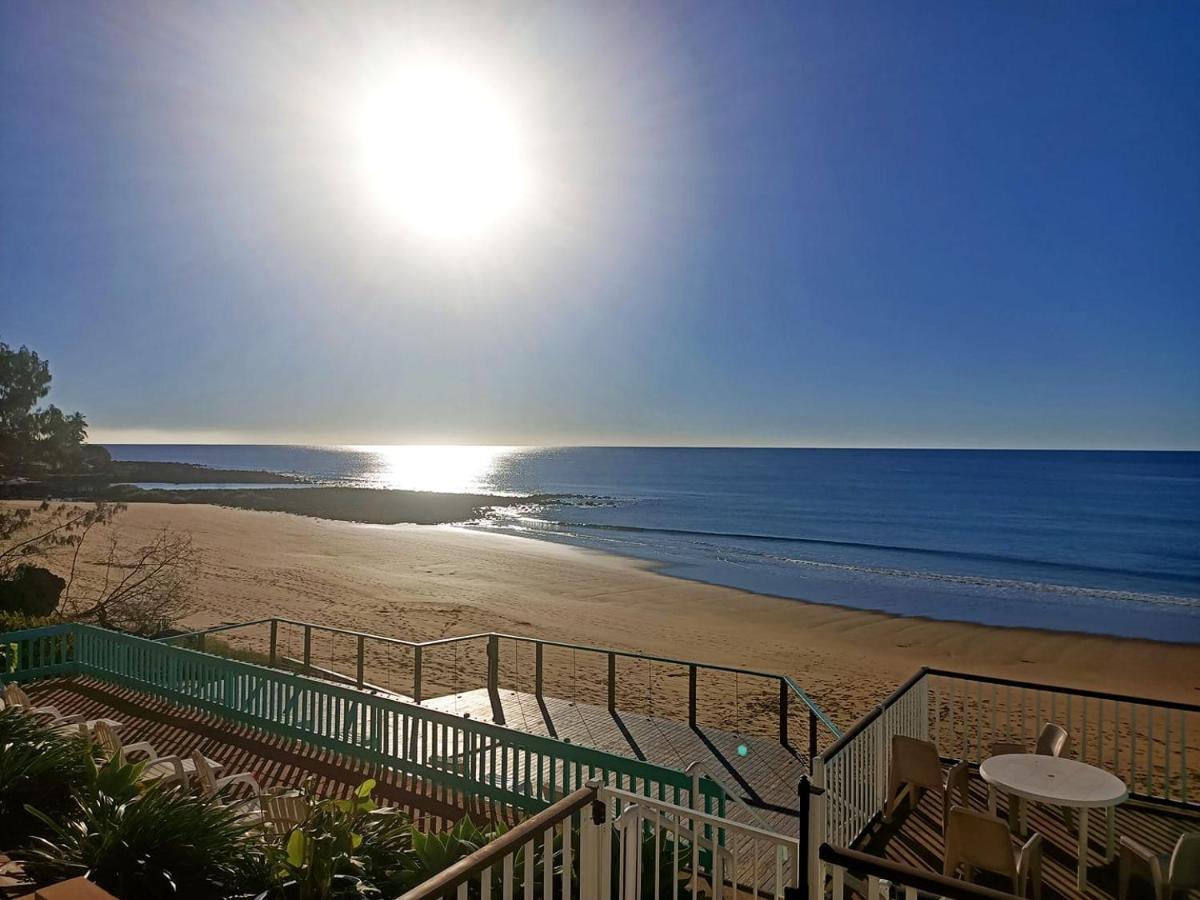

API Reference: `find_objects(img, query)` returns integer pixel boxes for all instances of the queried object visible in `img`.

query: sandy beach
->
[16,501,1195,729]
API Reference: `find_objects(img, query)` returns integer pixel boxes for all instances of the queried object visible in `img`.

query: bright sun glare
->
[358,64,531,241]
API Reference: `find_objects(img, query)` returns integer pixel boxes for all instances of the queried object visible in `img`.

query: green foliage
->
[77,752,147,805]
[0,338,98,476]
[268,777,383,899]
[0,707,94,848]
[0,564,65,617]
[390,815,513,898]
[266,779,521,900]
[23,775,268,899]
[192,635,277,668]
[0,610,56,632]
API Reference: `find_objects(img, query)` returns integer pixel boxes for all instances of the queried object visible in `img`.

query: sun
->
[357,64,532,241]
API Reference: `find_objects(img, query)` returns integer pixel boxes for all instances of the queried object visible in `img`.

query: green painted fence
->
[0,624,725,818]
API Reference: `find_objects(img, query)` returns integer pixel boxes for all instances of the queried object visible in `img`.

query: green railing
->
[0,624,726,818]
[162,617,842,761]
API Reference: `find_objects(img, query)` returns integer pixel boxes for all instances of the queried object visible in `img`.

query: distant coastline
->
[1,456,562,526]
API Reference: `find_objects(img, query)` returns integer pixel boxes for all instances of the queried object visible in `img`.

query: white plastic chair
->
[3,683,84,726]
[991,722,1072,759]
[1119,832,1200,900]
[94,721,220,788]
[189,750,265,820]
[884,734,970,833]
[945,806,1043,899]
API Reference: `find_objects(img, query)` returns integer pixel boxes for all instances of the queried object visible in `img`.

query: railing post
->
[356,635,365,688]
[580,783,605,900]
[809,708,818,762]
[487,634,500,695]
[197,632,205,653]
[413,646,423,704]
[796,775,811,900]
[809,758,826,900]
[620,808,642,900]
[780,680,790,745]
[918,672,930,742]
[689,664,698,728]
[607,652,616,713]
[302,625,312,675]
[269,620,278,668]
[535,641,544,697]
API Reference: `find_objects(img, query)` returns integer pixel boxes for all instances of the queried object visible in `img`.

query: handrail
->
[818,844,1022,900]
[398,785,599,900]
[820,667,929,761]
[602,784,796,843]
[163,616,843,739]
[924,667,1200,713]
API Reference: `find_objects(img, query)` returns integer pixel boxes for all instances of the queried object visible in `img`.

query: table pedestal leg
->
[1105,806,1116,861]
[988,785,997,816]
[1018,797,1028,837]
[1077,808,1089,893]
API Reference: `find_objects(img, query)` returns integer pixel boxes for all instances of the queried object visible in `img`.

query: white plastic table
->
[980,753,1128,892]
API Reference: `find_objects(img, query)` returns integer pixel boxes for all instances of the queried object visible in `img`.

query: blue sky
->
[2,1,1197,448]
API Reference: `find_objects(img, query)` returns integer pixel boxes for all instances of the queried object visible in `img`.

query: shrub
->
[0,707,93,848]
[23,773,268,899]
[267,777,384,899]
[0,565,65,617]
[0,610,57,633]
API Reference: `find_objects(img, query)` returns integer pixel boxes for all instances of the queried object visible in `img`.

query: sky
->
[2,1,1198,449]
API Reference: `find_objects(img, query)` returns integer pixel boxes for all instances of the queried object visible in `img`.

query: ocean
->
[105,445,1200,644]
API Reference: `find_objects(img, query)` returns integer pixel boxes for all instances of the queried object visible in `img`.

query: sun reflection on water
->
[350,445,519,494]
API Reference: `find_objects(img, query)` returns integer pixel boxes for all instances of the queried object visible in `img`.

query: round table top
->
[979,753,1128,808]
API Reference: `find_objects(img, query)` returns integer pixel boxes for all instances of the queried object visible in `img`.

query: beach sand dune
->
[17,502,1194,731]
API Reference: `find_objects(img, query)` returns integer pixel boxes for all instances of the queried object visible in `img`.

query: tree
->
[0,501,198,635]
[60,527,200,634]
[0,338,98,476]
[0,342,52,474]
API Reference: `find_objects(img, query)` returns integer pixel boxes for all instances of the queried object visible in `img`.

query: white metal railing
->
[685,760,779,830]
[398,785,596,900]
[925,669,1198,806]
[399,781,801,900]
[602,784,800,900]
[813,670,929,849]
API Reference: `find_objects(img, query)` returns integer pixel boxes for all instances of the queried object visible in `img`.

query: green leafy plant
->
[76,752,146,805]
[22,776,267,899]
[0,706,93,847]
[268,777,382,900]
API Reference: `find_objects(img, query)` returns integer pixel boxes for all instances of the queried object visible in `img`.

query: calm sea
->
[106,445,1200,643]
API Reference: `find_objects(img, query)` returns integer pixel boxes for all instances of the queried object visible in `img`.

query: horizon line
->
[95,440,1200,453]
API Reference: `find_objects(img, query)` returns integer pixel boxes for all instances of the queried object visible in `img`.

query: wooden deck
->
[855,767,1200,899]
[23,677,500,827]
[422,687,807,833]
[21,679,804,895]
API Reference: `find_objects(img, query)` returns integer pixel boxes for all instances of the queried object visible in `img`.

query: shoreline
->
[10,501,1195,722]
[465,524,1200,647]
